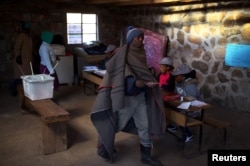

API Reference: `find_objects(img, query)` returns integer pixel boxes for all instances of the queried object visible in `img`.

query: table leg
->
[199,109,204,151]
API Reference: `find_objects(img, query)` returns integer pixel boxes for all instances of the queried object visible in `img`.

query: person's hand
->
[135,79,146,88]
[146,82,159,88]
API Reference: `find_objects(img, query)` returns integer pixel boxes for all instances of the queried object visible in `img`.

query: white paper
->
[177,102,191,109]
[83,66,98,71]
[191,100,207,107]
[94,70,106,77]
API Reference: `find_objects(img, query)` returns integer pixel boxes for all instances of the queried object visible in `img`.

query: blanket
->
[90,44,166,162]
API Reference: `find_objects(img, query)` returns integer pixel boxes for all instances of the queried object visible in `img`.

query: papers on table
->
[83,66,106,77]
[191,100,208,107]
[177,102,191,109]
[177,100,208,109]
[83,66,98,71]
[94,70,106,77]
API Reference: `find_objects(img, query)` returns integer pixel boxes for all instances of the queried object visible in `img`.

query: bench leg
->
[42,122,67,155]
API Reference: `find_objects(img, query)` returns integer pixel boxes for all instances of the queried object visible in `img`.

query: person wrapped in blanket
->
[90,27,166,166]
[171,64,201,143]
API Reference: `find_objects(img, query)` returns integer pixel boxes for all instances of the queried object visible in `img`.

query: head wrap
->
[41,31,54,44]
[21,21,31,30]
[126,28,144,44]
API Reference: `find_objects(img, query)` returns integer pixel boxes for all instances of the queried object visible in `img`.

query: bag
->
[16,55,22,65]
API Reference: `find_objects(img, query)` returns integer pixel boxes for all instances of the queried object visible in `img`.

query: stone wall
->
[116,2,250,112]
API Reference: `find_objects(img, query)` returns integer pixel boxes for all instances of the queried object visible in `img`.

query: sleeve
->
[125,76,144,96]
[40,45,54,74]
[49,47,56,65]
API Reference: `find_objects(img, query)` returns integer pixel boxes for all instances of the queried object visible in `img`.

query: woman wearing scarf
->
[91,27,166,166]
[39,31,59,90]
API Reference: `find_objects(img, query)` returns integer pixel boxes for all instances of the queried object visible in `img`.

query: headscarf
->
[41,31,54,44]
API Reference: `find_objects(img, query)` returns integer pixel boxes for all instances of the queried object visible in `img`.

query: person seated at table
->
[171,64,201,143]
[157,57,175,94]
[157,57,176,132]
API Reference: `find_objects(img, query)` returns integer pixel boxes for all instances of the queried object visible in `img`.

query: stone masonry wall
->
[117,2,250,112]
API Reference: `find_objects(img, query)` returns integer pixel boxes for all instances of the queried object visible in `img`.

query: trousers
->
[117,92,151,147]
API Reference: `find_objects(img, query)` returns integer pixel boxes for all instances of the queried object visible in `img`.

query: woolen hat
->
[159,57,173,67]
[172,64,191,76]
[41,31,54,44]
[126,28,144,44]
[104,44,117,53]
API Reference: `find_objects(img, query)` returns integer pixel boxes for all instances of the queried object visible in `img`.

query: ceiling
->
[82,0,247,7]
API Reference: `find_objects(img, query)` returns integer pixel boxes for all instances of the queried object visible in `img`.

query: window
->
[66,13,98,44]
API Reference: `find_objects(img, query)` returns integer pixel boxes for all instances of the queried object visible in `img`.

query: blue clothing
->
[125,76,145,96]
[175,78,201,100]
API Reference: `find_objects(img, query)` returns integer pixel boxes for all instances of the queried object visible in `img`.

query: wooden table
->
[82,70,103,95]
[164,99,212,155]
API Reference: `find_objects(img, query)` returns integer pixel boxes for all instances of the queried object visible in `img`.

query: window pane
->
[67,24,81,33]
[68,34,82,44]
[82,24,96,33]
[66,13,97,44]
[67,13,81,23]
[82,14,96,23]
[82,34,96,43]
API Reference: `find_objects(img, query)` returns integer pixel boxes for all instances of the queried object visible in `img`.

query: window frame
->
[66,13,98,44]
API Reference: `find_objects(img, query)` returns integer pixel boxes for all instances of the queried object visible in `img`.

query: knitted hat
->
[104,44,117,53]
[159,57,173,67]
[126,28,144,44]
[172,64,191,76]
[41,31,54,44]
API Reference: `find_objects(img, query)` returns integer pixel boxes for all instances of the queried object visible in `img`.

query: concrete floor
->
[0,85,250,166]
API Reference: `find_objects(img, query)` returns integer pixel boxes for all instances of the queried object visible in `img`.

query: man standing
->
[9,21,33,96]
[91,27,166,166]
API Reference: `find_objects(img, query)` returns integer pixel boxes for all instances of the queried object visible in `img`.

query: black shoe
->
[140,144,163,166]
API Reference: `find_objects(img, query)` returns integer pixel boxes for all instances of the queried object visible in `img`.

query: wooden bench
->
[17,85,70,155]
[203,117,231,146]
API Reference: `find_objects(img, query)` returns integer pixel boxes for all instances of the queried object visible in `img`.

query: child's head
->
[159,57,174,74]
[172,64,192,83]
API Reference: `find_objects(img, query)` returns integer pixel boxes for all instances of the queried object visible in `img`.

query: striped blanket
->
[90,44,166,162]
